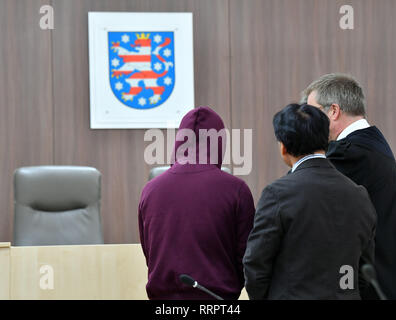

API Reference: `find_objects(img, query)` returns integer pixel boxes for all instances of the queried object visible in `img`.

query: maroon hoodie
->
[138,106,255,300]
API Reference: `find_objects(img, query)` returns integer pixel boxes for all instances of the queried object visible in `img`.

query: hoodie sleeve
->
[235,181,255,289]
[138,191,148,262]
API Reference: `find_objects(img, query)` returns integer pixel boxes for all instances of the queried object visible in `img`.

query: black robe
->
[327,126,396,299]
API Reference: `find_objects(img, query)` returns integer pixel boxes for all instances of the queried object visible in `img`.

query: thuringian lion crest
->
[108,31,175,109]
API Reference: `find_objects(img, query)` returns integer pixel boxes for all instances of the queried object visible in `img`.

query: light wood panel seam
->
[50,0,55,166]
[227,0,234,172]
[9,246,12,299]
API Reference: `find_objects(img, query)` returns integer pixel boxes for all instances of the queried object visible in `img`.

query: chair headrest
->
[14,166,101,212]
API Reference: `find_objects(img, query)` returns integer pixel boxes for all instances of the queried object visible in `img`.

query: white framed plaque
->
[88,12,194,128]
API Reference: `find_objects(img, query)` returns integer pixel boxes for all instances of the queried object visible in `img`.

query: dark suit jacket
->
[243,158,376,300]
[327,126,396,299]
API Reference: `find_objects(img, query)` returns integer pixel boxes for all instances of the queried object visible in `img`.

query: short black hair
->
[273,103,329,157]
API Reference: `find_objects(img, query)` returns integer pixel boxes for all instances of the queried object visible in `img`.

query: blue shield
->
[108,31,175,109]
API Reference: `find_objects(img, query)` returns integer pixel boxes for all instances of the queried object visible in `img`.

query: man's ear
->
[279,142,292,167]
[328,104,341,121]
[280,142,287,157]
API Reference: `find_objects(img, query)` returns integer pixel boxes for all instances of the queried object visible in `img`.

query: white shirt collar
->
[337,119,370,141]
[291,153,326,173]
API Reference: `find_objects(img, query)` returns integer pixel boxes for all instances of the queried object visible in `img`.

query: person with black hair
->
[243,103,377,300]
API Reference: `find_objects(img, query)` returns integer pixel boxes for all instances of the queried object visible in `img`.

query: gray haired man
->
[302,73,396,299]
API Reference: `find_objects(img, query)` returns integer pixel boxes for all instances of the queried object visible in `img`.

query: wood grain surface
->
[0,0,395,243]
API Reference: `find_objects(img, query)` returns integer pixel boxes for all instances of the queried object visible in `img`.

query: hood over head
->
[172,106,226,168]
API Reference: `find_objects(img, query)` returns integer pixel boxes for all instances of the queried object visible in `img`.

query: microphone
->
[361,264,387,300]
[179,274,224,300]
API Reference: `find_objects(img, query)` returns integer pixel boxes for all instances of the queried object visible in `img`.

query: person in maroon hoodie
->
[138,106,255,300]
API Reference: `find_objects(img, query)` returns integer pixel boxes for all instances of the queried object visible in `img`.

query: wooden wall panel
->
[230,0,396,202]
[0,0,53,242]
[1,0,396,244]
[51,0,230,243]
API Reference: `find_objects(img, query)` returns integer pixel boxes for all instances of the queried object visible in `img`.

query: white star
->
[154,62,162,71]
[121,34,130,43]
[164,77,172,85]
[163,48,171,57]
[138,97,147,106]
[115,81,123,90]
[111,58,120,67]
[154,34,162,43]
[149,95,161,104]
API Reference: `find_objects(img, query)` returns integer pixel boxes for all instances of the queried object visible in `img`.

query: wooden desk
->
[0,243,148,299]
[0,243,248,300]
[0,242,11,300]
